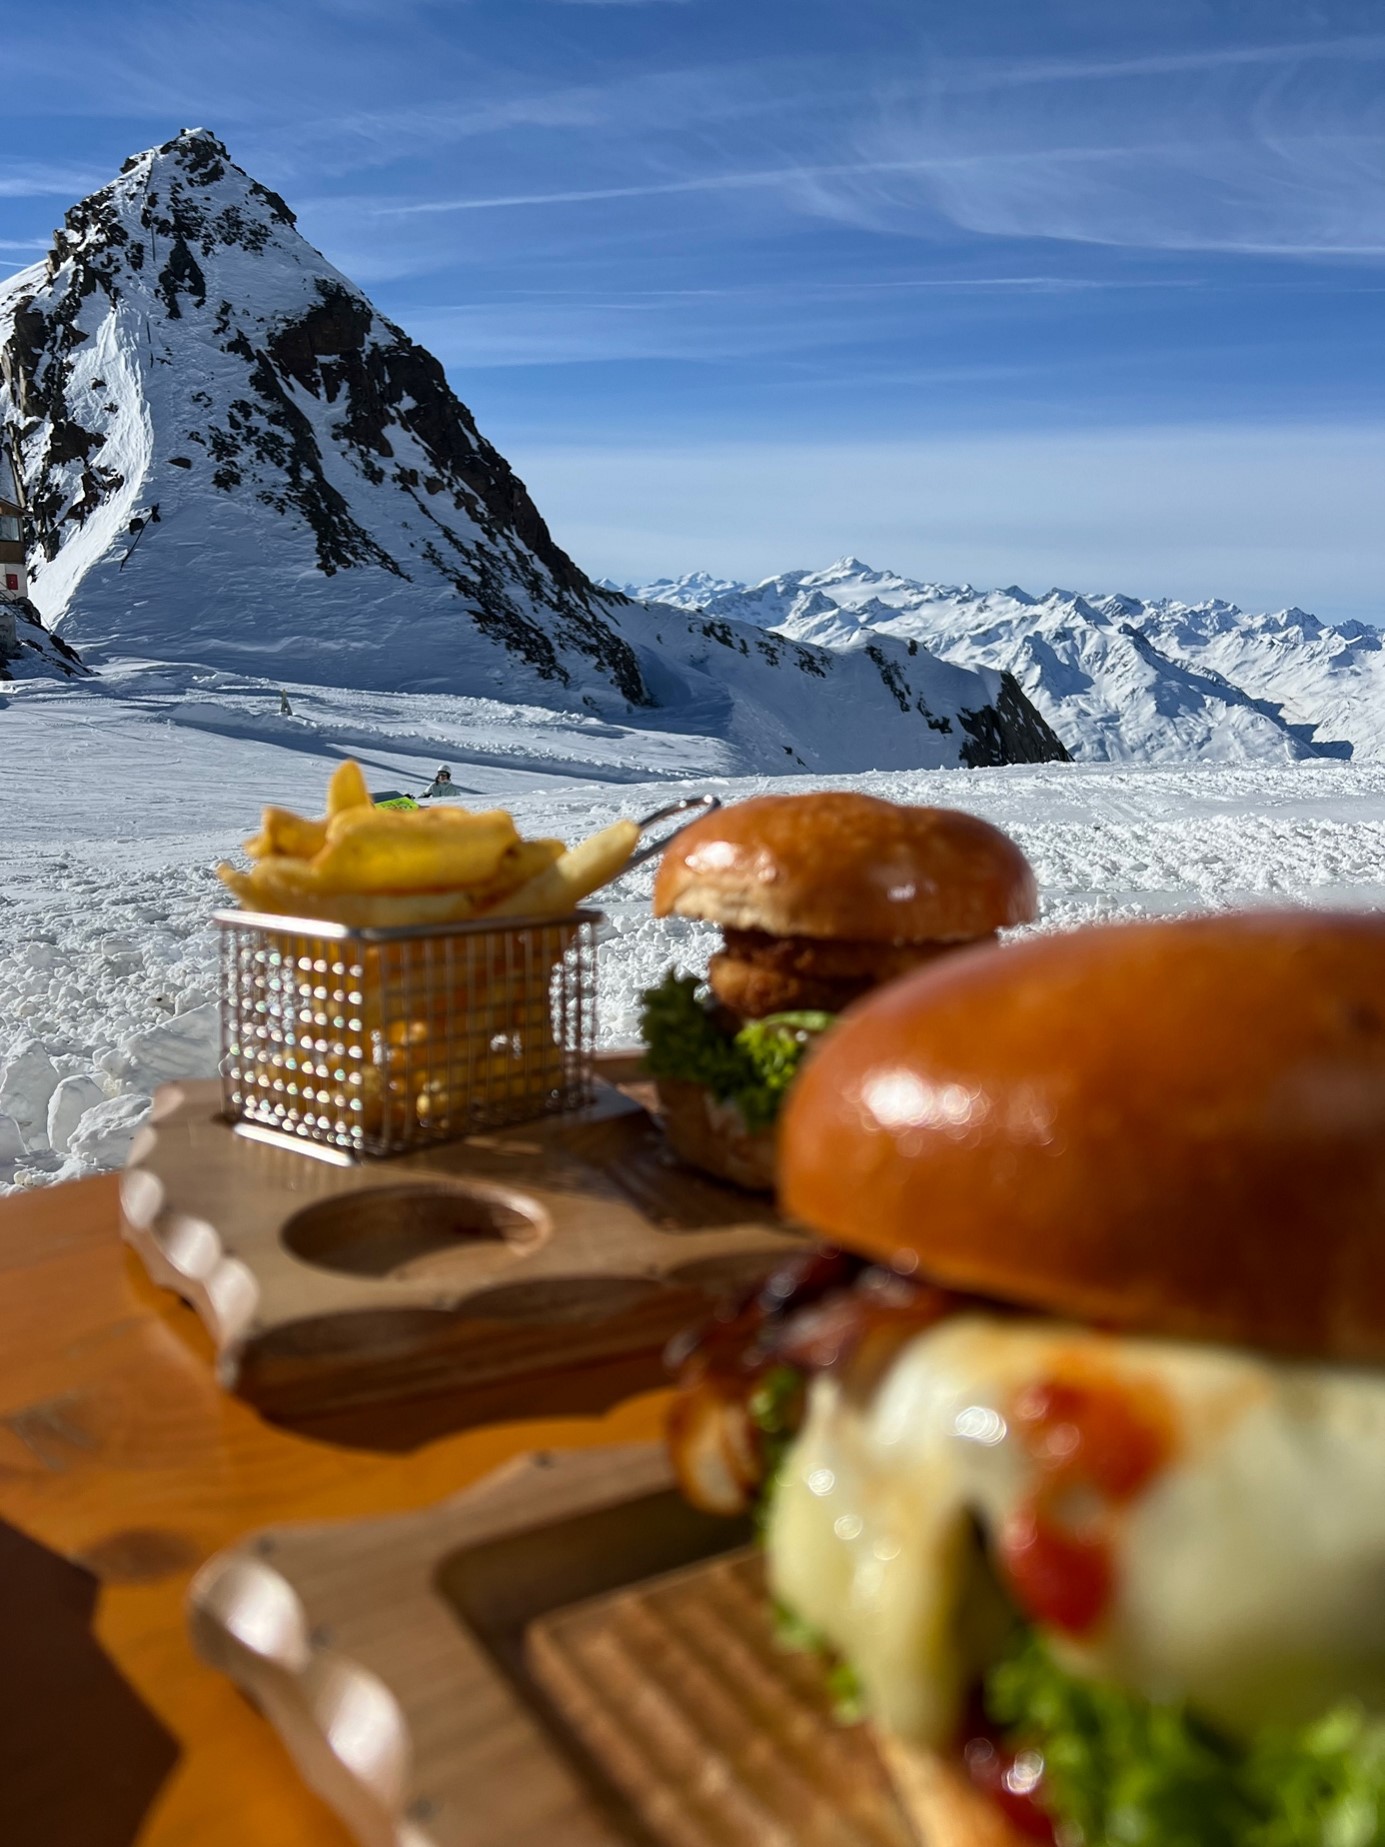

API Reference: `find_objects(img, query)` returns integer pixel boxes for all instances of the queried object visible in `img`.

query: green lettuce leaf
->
[770,1593,866,1724]
[986,1628,1385,1847]
[747,1363,805,1534]
[638,971,832,1132]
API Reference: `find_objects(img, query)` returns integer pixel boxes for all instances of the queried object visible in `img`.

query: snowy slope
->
[629,562,1366,765]
[0,131,1062,775]
[3,667,1384,1191]
[1131,601,1385,763]
[613,595,1068,770]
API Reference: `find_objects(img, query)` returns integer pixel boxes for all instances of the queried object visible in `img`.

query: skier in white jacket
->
[423,765,464,800]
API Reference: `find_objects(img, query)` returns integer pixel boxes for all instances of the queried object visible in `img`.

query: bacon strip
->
[667,1249,955,1515]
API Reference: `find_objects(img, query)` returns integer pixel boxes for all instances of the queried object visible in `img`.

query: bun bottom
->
[876,1735,1033,1847]
[654,1077,777,1192]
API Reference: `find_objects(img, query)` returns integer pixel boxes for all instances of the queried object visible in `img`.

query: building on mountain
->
[0,432,28,598]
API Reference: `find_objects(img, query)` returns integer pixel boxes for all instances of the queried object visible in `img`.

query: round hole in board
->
[282,1183,548,1282]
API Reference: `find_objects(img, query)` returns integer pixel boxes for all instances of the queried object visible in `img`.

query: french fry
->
[467,837,566,910]
[218,861,479,927]
[327,759,371,817]
[310,889,478,928]
[325,801,480,844]
[243,806,329,861]
[217,856,325,914]
[313,808,520,894]
[484,818,639,920]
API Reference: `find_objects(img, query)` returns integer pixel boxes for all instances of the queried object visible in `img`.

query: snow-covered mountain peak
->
[814,554,881,583]
[616,569,742,611]
[65,126,302,275]
[1,128,651,704]
[0,138,1068,774]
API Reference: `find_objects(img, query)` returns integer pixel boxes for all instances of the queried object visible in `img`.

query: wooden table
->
[0,1174,669,1847]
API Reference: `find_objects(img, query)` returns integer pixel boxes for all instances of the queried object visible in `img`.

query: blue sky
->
[2,0,1382,618]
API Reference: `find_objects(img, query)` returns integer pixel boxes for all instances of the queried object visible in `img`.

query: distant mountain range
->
[623,561,1384,763]
[0,132,1064,775]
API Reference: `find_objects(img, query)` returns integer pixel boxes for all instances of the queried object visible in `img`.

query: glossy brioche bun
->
[654,1077,777,1192]
[780,911,1385,1364]
[654,793,1037,943]
[876,1736,1033,1847]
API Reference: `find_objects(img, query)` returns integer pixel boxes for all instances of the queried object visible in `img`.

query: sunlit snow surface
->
[4,662,1385,1190]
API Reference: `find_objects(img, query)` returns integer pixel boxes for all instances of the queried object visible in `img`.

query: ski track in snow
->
[5,670,1385,1193]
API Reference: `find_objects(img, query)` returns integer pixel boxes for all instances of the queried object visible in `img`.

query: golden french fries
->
[313,809,519,894]
[243,806,330,861]
[217,761,639,928]
[485,819,641,920]
[327,758,371,816]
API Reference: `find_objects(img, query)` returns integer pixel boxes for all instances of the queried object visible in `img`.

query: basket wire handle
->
[626,793,723,870]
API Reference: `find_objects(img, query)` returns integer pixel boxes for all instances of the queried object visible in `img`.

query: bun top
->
[779,911,1385,1364]
[653,793,1037,943]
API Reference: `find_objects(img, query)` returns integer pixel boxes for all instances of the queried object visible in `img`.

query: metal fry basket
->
[217,909,601,1156]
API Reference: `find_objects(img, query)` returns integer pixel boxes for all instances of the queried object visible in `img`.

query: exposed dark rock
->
[865,641,911,712]
[0,594,86,681]
[156,238,207,319]
[47,420,104,465]
[959,671,1071,767]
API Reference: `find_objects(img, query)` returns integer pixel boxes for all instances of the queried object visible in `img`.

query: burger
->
[667,910,1385,1845]
[639,791,1037,1190]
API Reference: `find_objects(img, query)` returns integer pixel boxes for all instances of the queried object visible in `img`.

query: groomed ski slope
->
[4,665,1385,1191]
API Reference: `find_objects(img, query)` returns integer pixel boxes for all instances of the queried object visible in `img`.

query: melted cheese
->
[766,1314,1385,1746]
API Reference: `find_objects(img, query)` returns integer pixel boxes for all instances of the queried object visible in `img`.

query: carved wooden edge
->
[186,1445,675,1847]
[122,1086,265,1386]
[120,1073,801,1416]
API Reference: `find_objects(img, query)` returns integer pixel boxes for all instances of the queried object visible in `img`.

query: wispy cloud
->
[374,152,1019,217]
[943,34,1385,91]
[398,268,1202,368]
[293,29,1385,266]
[806,34,1385,257]
[267,56,835,179]
[0,163,104,199]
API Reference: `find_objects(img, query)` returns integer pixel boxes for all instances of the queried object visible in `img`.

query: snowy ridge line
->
[0,130,1062,776]
[626,560,1381,766]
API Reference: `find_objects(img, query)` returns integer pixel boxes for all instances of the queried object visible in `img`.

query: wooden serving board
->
[188,1443,920,1847]
[121,1062,801,1448]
